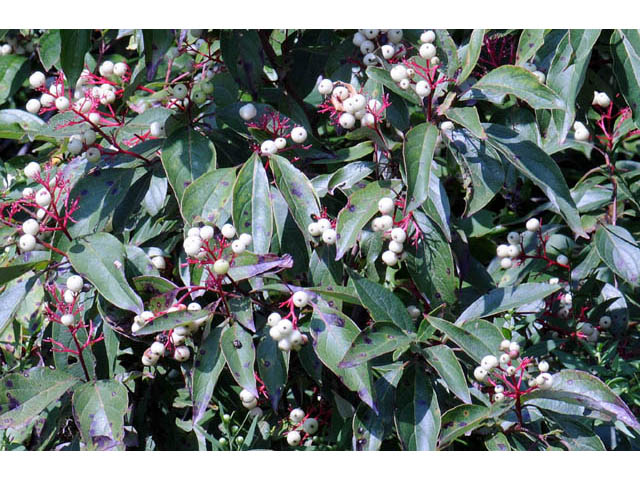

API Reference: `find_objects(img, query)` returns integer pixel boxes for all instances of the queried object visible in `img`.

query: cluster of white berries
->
[307,217,336,245]
[573,121,590,142]
[384,31,439,97]
[318,80,382,130]
[66,129,99,162]
[267,305,309,353]
[57,275,85,325]
[370,197,405,267]
[352,29,405,66]
[137,302,205,366]
[473,340,553,401]
[592,90,611,109]
[183,223,252,271]
[496,218,543,269]
[577,321,601,343]
[260,126,307,156]
[286,407,319,447]
[556,291,573,319]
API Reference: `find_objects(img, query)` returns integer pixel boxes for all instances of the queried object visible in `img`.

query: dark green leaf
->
[339,323,413,368]
[396,367,440,450]
[403,123,438,212]
[594,225,640,286]
[422,345,471,404]
[60,29,91,88]
[221,322,257,397]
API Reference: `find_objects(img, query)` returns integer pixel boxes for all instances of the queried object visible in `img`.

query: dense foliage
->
[0,28,640,451]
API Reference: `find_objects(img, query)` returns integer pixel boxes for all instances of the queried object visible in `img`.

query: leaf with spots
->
[594,224,640,286]
[227,252,293,282]
[421,345,471,404]
[161,127,217,203]
[339,323,413,368]
[484,432,511,451]
[269,155,320,243]
[310,299,376,412]
[0,367,79,430]
[67,167,140,237]
[395,367,440,450]
[522,370,640,430]
[228,295,255,332]
[232,154,273,254]
[516,29,545,65]
[67,233,144,314]
[72,380,128,451]
[192,324,226,424]
[403,123,438,212]
[335,180,400,260]
[181,167,236,226]
[221,322,258,398]
[405,211,457,306]
[352,363,404,451]
[349,271,414,332]
[257,331,288,411]
[439,403,512,447]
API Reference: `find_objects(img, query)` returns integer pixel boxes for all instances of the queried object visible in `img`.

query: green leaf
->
[37,29,61,71]
[134,309,212,336]
[192,324,226,424]
[548,413,606,450]
[486,124,586,238]
[516,29,546,65]
[349,272,414,332]
[396,367,440,450]
[456,283,562,325]
[547,30,600,142]
[468,65,565,109]
[435,30,460,79]
[67,167,138,236]
[427,316,493,363]
[594,225,640,286]
[60,29,91,88]
[611,29,640,126]
[422,345,471,404]
[405,211,457,306]
[335,180,399,260]
[233,155,273,254]
[457,29,485,85]
[310,299,376,412]
[269,155,320,242]
[0,260,48,284]
[0,367,79,430]
[403,123,438,212]
[447,129,504,215]
[181,167,235,225]
[0,55,28,105]
[485,432,511,451]
[339,323,413,368]
[0,109,45,141]
[72,380,128,450]
[161,127,217,203]
[221,322,257,398]
[444,107,486,139]
[220,30,265,94]
[522,370,640,430]
[67,232,144,314]
[257,332,288,411]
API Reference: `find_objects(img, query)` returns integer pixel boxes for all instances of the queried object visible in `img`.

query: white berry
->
[378,197,394,214]
[526,218,540,232]
[239,103,257,121]
[318,78,333,95]
[213,259,230,275]
[29,71,46,89]
[231,240,245,254]
[60,314,75,327]
[292,291,309,308]
[287,431,301,446]
[419,43,436,60]
[290,126,307,144]
[221,223,236,239]
[22,219,40,236]
[174,346,190,362]
[322,228,337,245]
[381,250,398,266]
[183,236,202,257]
